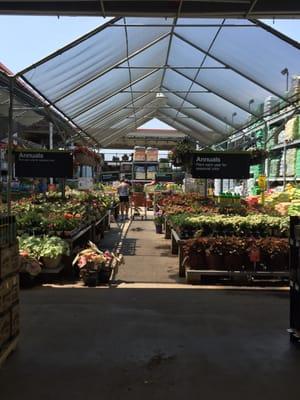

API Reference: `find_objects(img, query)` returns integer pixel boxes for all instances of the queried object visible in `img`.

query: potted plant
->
[39,236,70,269]
[73,241,119,286]
[249,148,269,165]
[154,211,164,234]
[259,237,289,271]
[184,238,207,269]
[205,237,224,270]
[222,237,247,270]
[169,140,195,171]
[19,249,42,287]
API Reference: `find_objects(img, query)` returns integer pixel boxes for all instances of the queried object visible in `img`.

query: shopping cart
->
[130,192,147,220]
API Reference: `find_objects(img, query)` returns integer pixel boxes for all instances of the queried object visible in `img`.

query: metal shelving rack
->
[131,160,159,183]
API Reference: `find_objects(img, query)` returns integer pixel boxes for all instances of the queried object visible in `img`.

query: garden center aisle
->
[109,216,183,284]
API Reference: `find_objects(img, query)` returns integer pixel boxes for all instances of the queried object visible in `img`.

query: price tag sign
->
[258,175,267,190]
[249,247,260,263]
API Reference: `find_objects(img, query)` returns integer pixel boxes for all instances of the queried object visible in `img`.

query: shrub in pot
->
[154,212,164,234]
[222,237,247,270]
[259,237,289,271]
[183,238,207,269]
[205,237,224,270]
[39,236,70,269]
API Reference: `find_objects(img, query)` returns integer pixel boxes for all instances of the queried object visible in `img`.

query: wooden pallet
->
[0,336,18,367]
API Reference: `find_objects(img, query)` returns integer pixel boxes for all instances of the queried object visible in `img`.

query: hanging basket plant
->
[249,149,269,165]
[74,146,101,167]
[169,140,196,170]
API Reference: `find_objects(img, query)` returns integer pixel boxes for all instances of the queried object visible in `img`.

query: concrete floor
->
[0,288,299,400]
[114,219,183,283]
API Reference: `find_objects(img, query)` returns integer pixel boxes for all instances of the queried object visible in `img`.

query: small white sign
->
[78,177,94,190]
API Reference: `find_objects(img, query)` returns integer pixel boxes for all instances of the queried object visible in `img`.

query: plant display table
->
[157,193,290,285]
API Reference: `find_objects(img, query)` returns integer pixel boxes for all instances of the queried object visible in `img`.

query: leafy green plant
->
[39,236,70,258]
[19,235,69,260]
[19,235,43,259]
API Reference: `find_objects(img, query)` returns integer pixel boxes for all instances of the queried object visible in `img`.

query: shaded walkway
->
[114,219,183,284]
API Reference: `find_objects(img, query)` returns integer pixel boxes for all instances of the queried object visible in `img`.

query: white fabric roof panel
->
[19,17,300,146]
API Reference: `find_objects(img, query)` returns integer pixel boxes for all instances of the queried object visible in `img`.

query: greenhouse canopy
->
[17,17,300,147]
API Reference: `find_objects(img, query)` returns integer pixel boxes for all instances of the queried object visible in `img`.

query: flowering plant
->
[72,241,120,269]
[154,209,164,225]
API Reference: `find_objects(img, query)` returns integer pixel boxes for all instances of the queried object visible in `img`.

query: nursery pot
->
[224,254,244,270]
[267,253,289,271]
[205,253,223,270]
[155,224,163,234]
[97,266,113,284]
[189,251,206,269]
[41,255,62,269]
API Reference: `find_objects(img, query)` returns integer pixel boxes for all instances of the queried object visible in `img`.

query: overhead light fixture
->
[155,92,167,107]
[248,99,254,111]
[281,67,289,92]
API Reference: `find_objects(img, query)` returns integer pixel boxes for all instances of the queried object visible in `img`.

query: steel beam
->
[100,112,155,146]
[168,68,257,117]
[53,31,171,103]
[17,17,122,76]
[70,67,162,119]
[158,109,218,144]
[81,89,158,130]
[1,1,299,18]
[173,31,292,105]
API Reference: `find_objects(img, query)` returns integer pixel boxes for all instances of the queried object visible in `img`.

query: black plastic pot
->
[97,266,113,283]
[155,224,163,234]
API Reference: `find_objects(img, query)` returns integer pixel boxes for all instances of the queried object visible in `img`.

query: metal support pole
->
[7,78,14,214]
[283,140,287,189]
[263,120,269,190]
[49,122,54,185]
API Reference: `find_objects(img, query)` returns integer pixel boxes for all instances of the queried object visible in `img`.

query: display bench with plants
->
[157,193,250,240]
[2,189,118,285]
[168,213,289,280]
[156,193,290,283]
[182,236,289,284]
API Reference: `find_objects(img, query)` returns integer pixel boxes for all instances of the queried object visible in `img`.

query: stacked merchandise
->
[277,129,286,144]
[146,148,158,162]
[266,127,277,149]
[133,146,146,161]
[250,164,263,179]
[264,96,278,114]
[279,153,285,177]
[291,76,300,101]
[0,216,19,366]
[296,149,300,177]
[255,129,265,149]
[285,116,300,142]
[147,165,157,180]
[249,164,263,195]
[134,165,145,180]
[159,159,171,172]
[286,148,297,176]
[269,157,280,178]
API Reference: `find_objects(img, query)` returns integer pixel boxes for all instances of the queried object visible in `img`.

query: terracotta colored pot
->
[189,251,206,269]
[205,253,223,270]
[224,254,244,270]
[267,253,289,271]
[41,255,62,269]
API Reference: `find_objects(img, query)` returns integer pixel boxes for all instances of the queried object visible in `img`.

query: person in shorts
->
[117,179,130,220]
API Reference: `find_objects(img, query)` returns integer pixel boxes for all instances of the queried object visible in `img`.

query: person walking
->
[117,179,130,221]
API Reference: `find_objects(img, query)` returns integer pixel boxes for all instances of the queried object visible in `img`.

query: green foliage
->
[169,213,288,238]
[19,235,70,260]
